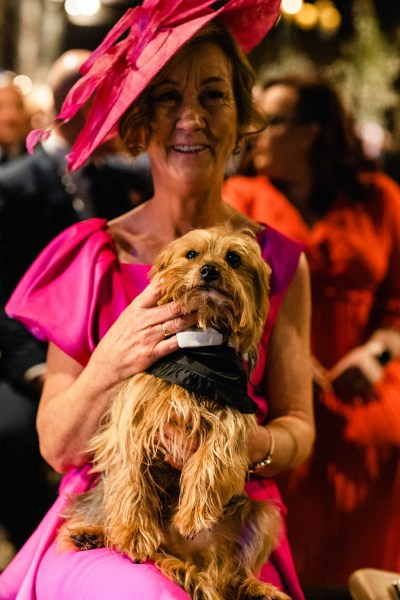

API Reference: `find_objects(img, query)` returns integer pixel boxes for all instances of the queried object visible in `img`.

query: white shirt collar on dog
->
[176,327,224,348]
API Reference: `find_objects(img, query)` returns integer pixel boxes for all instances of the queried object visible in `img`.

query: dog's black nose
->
[200,264,220,282]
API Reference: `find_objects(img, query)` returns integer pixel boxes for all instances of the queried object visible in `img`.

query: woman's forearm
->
[37,283,200,472]
[248,416,315,478]
[37,351,120,472]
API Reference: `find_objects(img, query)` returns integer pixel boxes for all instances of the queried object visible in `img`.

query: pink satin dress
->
[0,218,304,600]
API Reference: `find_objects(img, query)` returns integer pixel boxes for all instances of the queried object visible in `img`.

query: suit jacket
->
[0,146,153,387]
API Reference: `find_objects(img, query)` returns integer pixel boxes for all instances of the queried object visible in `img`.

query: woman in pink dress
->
[0,4,315,599]
[224,75,400,587]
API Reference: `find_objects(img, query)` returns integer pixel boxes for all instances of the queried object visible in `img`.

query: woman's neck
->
[268,165,319,226]
[108,182,250,264]
[156,193,228,231]
[272,177,312,208]
[264,158,313,207]
[150,172,236,232]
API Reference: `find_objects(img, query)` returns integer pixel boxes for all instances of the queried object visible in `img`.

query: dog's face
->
[150,226,271,359]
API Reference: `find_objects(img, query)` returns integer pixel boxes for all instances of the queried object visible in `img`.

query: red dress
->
[224,172,400,585]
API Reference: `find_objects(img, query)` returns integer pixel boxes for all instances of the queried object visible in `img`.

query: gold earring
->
[232,143,241,156]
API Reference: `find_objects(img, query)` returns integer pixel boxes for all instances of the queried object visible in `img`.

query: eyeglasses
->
[263,115,300,128]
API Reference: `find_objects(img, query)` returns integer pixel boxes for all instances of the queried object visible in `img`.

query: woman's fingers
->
[93,280,200,379]
[127,279,197,332]
[158,312,198,339]
[157,423,198,471]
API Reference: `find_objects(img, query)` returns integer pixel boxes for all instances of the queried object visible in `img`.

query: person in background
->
[223,74,400,588]
[0,49,153,563]
[0,2,315,598]
[0,72,29,165]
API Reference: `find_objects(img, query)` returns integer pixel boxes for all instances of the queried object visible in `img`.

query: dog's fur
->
[58,225,289,600]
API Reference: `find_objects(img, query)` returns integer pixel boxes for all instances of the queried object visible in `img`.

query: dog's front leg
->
[102,464,167,562]
[174,433,247,539]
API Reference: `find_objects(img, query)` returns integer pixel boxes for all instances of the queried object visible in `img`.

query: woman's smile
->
[148,41,237,187]
[170,143,211,155]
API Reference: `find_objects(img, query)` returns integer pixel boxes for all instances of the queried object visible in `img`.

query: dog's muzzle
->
[200,264,220,283]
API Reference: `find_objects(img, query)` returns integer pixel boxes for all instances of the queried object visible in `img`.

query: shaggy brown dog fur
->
[58,225,289,600]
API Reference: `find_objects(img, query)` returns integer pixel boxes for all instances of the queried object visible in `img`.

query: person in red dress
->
[224,74,400,587]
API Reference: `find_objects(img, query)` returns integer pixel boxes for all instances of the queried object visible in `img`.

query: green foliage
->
[323,0,400,126]
[256,44,318,83]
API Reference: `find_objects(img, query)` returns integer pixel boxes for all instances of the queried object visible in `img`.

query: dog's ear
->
[150,245,175,280]
[237,228,271,328]
[253,259,271,325]
[244,257,271,370]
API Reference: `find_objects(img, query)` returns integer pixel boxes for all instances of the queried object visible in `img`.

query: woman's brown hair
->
[119,21,266,156]
[242,75,377,214]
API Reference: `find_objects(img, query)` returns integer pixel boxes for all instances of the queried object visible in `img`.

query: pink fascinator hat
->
[28,0,281,171]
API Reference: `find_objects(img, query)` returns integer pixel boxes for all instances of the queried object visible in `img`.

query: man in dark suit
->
[0,50,153,561]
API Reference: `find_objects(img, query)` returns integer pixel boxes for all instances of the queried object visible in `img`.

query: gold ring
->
[162,322,171,338]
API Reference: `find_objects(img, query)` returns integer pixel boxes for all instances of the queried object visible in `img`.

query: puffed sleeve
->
[6,218,129,366]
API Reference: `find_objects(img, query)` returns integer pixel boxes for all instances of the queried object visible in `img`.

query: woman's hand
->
[312,355,332,394]
[156,421,198,471]
[87,279,199,389]
[38,279,199,472]
[328,341,386,403]
[322,329,400,403]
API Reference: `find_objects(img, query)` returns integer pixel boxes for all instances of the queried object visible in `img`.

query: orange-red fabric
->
[223,172,400,585]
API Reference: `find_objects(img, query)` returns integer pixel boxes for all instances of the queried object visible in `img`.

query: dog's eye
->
[225,251,242,269]
[185,250,199,260]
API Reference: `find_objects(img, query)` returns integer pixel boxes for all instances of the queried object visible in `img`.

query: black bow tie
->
[147,346,257,414]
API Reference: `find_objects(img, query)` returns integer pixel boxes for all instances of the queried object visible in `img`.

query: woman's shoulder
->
[224,175,306,238]
[257,224,305,297]
[359,171,400,223]
[28,217,119,276]
[48,217,112,250]
[223,174,277,203]
[360,170,400,198]
[6,218,120,363]
[257,222,304,255]
[7,218,115,300]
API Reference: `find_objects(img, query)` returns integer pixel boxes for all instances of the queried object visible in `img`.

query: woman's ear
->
[232,125,244,155]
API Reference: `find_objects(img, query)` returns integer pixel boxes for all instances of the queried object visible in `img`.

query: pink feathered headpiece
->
[28,0,281,171]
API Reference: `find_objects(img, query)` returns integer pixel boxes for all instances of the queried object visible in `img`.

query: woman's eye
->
[185,250,199,260]
[225,251,242,269]
[153,90,181,106]
[201,90,225,106]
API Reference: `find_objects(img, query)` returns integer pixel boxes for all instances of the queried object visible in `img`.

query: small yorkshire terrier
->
[58,225,289,600]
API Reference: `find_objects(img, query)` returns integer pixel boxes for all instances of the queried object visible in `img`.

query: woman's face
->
[252,84,313,179]
[147,41,238,188]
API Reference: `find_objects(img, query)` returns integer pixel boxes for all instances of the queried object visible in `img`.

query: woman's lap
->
[35,539,286,599]
[36,541,190,600]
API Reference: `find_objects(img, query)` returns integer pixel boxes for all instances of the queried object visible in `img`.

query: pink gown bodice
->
[0,218,304,600]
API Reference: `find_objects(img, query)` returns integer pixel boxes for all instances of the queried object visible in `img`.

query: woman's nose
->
[176,104,204,130]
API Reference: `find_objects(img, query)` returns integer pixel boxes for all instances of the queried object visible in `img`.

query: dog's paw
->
[70,532,105,551]
[57,523,102,552]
